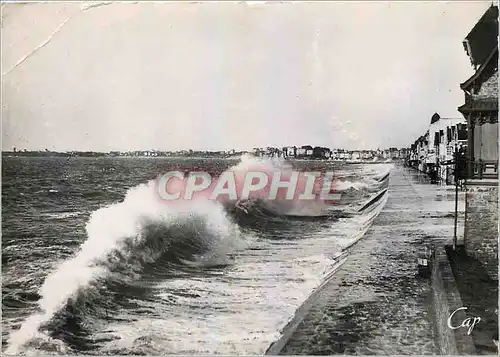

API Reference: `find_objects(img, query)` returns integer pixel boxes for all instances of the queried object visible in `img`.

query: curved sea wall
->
[265,174,391,355]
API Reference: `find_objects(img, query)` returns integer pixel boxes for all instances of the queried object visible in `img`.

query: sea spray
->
[5,156,392,354]
[5,181,241,354]
[335,180,371,191]
[6,154,324,353]
[157,154,338,216]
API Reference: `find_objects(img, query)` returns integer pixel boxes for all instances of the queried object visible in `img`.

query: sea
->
[2,155,392,355]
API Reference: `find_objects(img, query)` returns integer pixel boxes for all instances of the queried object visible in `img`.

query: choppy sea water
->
[2,156,391,355]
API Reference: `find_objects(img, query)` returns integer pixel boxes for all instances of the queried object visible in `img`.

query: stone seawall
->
[464,181,498,280]
[430,246,476,354]
[271,167,468,355]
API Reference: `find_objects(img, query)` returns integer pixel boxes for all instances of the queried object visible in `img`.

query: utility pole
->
[453,142,459,251]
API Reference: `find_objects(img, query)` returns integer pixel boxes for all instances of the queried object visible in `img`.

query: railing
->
[469,160,499,179]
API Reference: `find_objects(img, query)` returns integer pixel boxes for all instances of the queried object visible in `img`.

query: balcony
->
[425,154,437,164]
[469,160,499,179]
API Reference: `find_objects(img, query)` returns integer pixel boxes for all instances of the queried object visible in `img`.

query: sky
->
[1,1,493,152]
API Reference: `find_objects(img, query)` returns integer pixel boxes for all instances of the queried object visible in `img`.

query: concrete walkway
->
[268,165,467,355]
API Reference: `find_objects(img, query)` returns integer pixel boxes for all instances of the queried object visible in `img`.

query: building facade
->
[458,5,498,279]
[428,113,467,183]
[407,114,468,184]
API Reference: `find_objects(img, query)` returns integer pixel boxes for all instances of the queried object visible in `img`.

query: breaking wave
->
[223,154,338,217]
[5,180,243,355]
[5,155,392,354]
[4,155,336,354]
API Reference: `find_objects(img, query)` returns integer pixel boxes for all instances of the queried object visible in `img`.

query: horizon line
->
[2,147,408,153]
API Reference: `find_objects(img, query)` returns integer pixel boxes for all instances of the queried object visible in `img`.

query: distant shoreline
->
[1,151,242,159]
[2,152,398,165]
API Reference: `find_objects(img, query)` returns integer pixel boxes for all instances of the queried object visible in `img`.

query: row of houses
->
[253,146,408,161]
[330,148,407,161]
[406,114,468,184]
[408,5,498,281]
[252,146,331,159]
[408,5,498,188]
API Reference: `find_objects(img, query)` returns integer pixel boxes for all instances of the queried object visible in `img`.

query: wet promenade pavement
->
[269,165,466,355]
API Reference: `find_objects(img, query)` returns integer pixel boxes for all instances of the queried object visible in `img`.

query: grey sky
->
[1,1,491,151]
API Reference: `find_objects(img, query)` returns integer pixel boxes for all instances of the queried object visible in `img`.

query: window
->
[458,124,467,140]
[418,258,428,266]
[434,132,440,146]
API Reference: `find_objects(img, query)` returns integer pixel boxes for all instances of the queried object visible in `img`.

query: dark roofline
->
[460,46,498,90]
[464,4,498,42]
[430,112,441,124]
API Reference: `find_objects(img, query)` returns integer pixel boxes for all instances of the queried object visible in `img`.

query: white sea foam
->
[43,212,83,219]
[6,157,391,355]
[334,179,371,191]
[5,180,240,355]
[5,154,315,353]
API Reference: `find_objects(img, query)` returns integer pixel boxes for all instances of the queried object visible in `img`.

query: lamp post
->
[453,141,459,251]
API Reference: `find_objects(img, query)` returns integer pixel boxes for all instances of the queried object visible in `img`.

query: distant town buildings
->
[3,149,247,158]
[250,146,406,161]
[5,146,409,161]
